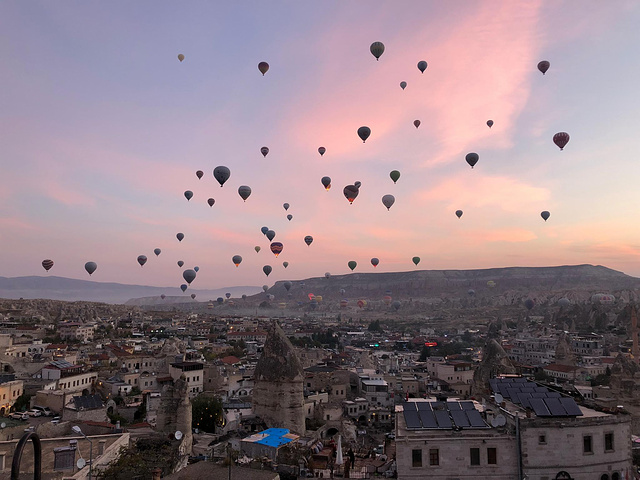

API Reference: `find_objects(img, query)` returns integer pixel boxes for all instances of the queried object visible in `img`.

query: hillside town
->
[0,292,639,480]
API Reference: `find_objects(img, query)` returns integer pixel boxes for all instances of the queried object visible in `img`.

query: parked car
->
[27,409,42,417]
[33,406,52,417]
[10,412,28,420]
[50,416,61,424]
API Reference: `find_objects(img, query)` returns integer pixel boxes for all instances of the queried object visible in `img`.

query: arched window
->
[601,474,609,480]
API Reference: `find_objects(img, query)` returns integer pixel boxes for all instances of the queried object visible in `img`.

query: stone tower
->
[555,332,577,366]
[253,320,305,434]
[471,339,517,396]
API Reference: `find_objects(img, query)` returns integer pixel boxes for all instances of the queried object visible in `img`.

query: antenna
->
[494,393,504,404]
[491,414,506,427]
[77,458,86,469]
[174,430,183,440]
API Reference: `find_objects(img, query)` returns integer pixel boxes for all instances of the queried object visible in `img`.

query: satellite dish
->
[491,414,506,427]
[0,422,5,429]
[174,430,183,440]
[77,458,86,469]
[494,393,504,404]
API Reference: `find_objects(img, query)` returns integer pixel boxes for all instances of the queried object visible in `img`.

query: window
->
[412,449,422,467]
[605,433,614,451]
[53,448,75,471]
[470,447,480,465]
[538,434,546,444]
[429,449,439,466]
[601,475,609,480]
[487,447,497,465]
[583,435,593,454]
[611,473,620,480]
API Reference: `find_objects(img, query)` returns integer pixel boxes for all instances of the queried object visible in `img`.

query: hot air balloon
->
[207,198,215,207]
[323,272,330,279]
[238,185,252,202]
[283,261,289,268]
[261,226,269,235]
[85,262,97,276]
[304,235,313,246]
[382,194,395,210]
[371,258,379,267]
[283,203,289,211]
[370,41,385,60]
[42,259,54,272]
[383,295,392,306]
[232,255,242,267]
[266,230,276,241]
[487,280,496,288]
[184,190,193,201]
[468,289,475,296]
[242,294,247,300]
[553,132,570,150]
[217,297,224,304]
[263,265,272,276]
[318,147,326,156]
[180,284,188,292]
[392,300,401,311]
[287,214,293,221]
[176,233,184,242]
[524,299,535,310]
[456,210,463,219]
[400,81,407,90]
[340,299,348,308]
[177,260,184,267]
[486,120,494,128]
[413,120,421,129]
[258,61,269,75]
[354,181,361,188]
[321,176,331,190]
[412,256,420,266]
[308,293,315,301]
[465,153,479,168]
[137,255,147,267]
[558,297,571,306]
[196,170,203,179]
[213,166,231,187]
[178,54,184,62]
[154,248,161,256]
[284,281,292,291]
[183,269,196,285]
[357,299,366,309]
[194,266,199,272]
[343,185,359,204]
[161,294,166,299]
[191,293,196,299]
[417,60,428,73]
[225,292,231,299]
[390,170,400,184]
[255,246,261,253]
[537,60,550,75]
[348,261,357,271]
[541,211,550,221]
[357,126,371,143]
[261,146,269,157]
[270,242,283,256]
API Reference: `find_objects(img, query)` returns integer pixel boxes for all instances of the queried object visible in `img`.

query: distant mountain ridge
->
[0,265,637,305]
[0,276,261,304]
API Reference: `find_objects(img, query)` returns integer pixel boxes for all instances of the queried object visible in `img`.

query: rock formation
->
[156,376,193,470]
[472,339,516,396]
[555,333,576,366]
[253,320,305,434]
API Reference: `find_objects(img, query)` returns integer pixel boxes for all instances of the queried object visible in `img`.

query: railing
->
[11,431,42,480]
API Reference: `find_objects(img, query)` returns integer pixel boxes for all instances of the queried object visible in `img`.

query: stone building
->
[252,321,305,434]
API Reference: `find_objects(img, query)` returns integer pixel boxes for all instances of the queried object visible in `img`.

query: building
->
[240,428,299,461]
[0,378,24,415]
[169,361,204,397]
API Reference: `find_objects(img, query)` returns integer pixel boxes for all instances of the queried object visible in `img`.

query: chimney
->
[632,307,639,363]
[151,468,162,480]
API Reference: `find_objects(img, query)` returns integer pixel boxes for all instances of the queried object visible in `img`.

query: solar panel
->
[431,401,445,410]
[466,409,488,428]
[447,402,462,411]
[531,392,547,398]
[546,392,561,398]
[517,392,532,409]
[523,382,537,388]
[489,379,498,391]
[403,402,417,411]
[404,410,422,429]
[534,387,548,393]
[451,410,470,428]
[530,398,551,417]
[508,389,523,402]
[544,398,567,416]
[460,401,475,410]
[514,377,528,383]
[521,387,536,393]
[417,402,432,411]
[434,409,452,428]
[419,410,438,428]
[559,397,583,416]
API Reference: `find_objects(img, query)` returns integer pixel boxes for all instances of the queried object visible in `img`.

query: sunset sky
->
[2,1,640,289]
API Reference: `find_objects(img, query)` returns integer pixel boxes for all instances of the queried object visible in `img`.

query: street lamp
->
[72,426,92,480]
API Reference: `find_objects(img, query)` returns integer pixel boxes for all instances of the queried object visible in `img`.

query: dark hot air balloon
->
[263,265,272,276]
[207,198,215,207]
[321,176,331,190]
[196,170,203,179]
[217,297,224,304]
[176,233,184,242]
[226,292,231,299]
[304,235,313,246]
[137,255,147,267]
[154,248,161,256]
[213,166,231,187]
[325,272,331,279]
[266,230,276,241]
[390,170,400,184]
[261,226,269,235]
[255,246,261,253]
[191,293,196,299]
[348,261,357,271]
[180,284,187,292]
[371,257,379,267]
[456,210,463,219]
[232,255,242,267]
[284,281,292,291]
[357,126,371,143]
[370,41,385,60]
[400,81,407,90]
[382,194,395,210]
[486,120,494,128]
[194,266,199,272]
[283,261,289,268]
[524,299,535,310]
[258,62,269,75]
[553,132,570,150]
[413,120,421,129]
[85,262,97,276]
[412,256,420,266]
[287,214,293,221]
[184,190,193,201]
[318,147,326,156]
[261,146,269,157]
[283,203,289,211]
[417,60,428,73]
[238,185,252,202]
[177,260,184,267]
[42,259,54,272]
[465,152,479,168]
[343,185,359,204]
[541,211,550,221]
[161,294,166,299]
[178,54,185,62]
[537,60,550,75]
[183,269,196,284]
[270,242,283,256]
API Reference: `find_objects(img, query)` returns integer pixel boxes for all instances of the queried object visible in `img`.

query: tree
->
[191,395,223,433]
[419,345,431,361]
[368,320,382,332]
[13,393,31,412]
